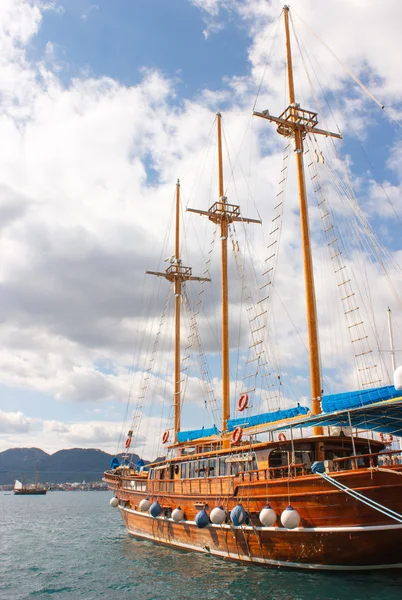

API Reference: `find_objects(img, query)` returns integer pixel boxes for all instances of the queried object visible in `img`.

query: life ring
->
[237,393,249,412]
[125,437,131,449]
[231,426,243,445]
[278,433,287,442]
[162,430,169,444]
[388,434,394,442]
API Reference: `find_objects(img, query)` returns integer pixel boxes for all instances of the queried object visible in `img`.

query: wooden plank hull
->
[107,466,402,569]
[120,506,402,570]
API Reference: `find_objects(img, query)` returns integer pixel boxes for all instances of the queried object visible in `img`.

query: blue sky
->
[29,1,250,97]
[0,0,401,457]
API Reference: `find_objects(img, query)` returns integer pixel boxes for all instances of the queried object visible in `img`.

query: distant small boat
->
[14,462,47,495]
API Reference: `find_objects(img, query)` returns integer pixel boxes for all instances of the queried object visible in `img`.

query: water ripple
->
[1,491,402,600]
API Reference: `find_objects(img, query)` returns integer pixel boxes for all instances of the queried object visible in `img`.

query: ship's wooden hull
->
[107,465,402,569]
[120,507,402,570]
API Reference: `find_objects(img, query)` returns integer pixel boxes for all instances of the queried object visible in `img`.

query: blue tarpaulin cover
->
[286,398,402,436]
[227,404,309,432]
[322,385,401,413]
[177,425,220,443]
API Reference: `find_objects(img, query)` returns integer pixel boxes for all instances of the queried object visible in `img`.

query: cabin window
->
[230,461,242,476]
[189,461,196,478]
[182,447,196,456]
[244,455,257,471]
[208,459,216,476]
[197,459,207,478]
[269,450,289,469]
[149,469,155,480]
[295,451,313,470]
[180,462,188,479]
[218,456,227,476]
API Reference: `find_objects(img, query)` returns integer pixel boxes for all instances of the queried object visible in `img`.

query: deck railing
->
[105,450,402,495]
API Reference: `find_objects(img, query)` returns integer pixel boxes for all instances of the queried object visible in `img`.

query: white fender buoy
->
[210,506,226,525]
[259,503,277,527]
[394,365,402,391]
[280,505,301,529]
[139,498,151,512]
[172,507,184,522]
[110,497,119,508]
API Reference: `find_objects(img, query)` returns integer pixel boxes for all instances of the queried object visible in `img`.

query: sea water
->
[1,491,401,600]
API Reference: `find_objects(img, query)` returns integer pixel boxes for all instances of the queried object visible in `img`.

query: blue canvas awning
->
[177,425,220,443]
[322,385,401,413]
[227,404,309,432]
[276,396,402,436]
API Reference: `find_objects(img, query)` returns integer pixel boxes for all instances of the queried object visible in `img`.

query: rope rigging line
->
[304,135,383,389]
[317,139,402,316]
[252,11,283,112]
[317,470,402,524]
[127,286,173,456]
[291,7,402,130]
[290,13,341,139]
[229,225,281,413]
[225,138,293,411]
[290,10,402,279]
[182,286,221,429]
[120,266,171,460]
[117,268,149,454]
[290,10,402,277]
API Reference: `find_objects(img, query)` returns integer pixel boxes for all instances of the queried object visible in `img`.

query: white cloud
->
[0,410,38,434]
[0,0,400,456]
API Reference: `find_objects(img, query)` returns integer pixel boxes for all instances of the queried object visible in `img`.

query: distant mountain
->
[0,447,144,485]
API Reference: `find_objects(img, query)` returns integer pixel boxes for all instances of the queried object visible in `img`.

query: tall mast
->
[147,180,209,444]
[254,6,341,432]
[188,113,261,435]
[283,6,321,420]
[217,113,230,432]
[174,181,182,439]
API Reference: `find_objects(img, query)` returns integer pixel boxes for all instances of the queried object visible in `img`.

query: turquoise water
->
[1,491,402,600]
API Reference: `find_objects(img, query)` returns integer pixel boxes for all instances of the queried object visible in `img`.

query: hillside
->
[0,447,143,485]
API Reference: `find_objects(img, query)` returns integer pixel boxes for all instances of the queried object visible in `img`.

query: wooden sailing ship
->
[105,6,402,569]
[14,462,47,495]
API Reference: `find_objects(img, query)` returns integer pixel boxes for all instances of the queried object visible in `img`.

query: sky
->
[0,0,402,459]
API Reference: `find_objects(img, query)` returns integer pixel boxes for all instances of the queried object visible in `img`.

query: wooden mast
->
[188,113,261,436]
[174,180,182,441]
[283,6,322,427]
[147,181,210,444]
[217,113,230,433]
[254,6,341,433]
